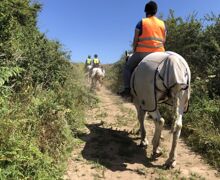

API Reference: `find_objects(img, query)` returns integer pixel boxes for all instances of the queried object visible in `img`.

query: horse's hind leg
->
[165,87,186,168]
[149,110,164,158]
[136,106,148,147]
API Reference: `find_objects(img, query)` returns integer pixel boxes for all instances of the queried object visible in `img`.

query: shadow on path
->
[77,123,164,172]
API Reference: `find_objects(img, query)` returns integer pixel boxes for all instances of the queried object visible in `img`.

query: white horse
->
[90,66,105,90]
[128,51,191,168]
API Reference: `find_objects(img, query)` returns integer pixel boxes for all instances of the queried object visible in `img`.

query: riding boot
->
[118,88,131,97]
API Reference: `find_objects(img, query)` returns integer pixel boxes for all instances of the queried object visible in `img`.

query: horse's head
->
[125,50,133,62]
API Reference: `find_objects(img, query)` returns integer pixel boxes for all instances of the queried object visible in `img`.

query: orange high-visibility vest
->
[136,16,166,52]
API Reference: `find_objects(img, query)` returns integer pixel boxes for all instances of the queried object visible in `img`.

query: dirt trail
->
[65,87,219,180]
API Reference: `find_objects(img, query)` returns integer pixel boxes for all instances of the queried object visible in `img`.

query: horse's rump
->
[91,67,105,78]
[131,51,190,112]
[86,65,93,71]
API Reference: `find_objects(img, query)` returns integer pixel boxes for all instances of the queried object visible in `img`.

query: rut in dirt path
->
[65,87,219,180]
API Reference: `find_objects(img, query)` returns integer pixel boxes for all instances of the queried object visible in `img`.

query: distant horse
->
[90,66,105,90]
[128,51,191,168]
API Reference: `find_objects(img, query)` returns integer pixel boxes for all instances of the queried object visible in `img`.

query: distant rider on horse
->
[85,55,92,70]
[86,55,92,65]
[92,54,100,68]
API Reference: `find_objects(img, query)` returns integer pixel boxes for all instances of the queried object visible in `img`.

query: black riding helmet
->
[145,1,158,16]
[94,54,98,58]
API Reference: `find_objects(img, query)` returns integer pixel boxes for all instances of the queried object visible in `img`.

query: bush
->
[0,0,98,178]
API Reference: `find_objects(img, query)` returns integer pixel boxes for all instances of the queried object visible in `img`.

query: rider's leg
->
[120,52,150,96]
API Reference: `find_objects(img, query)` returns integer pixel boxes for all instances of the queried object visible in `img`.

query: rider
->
[85,55,92,66]
[119,1,167,97]
[92,54,100,68]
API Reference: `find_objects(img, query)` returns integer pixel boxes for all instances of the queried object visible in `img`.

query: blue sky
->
[37,0,220,64]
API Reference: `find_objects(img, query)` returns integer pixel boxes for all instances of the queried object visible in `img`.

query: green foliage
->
[0,66,23,87]
[0,63,97,179]
[183,102,220,169]
[103,54,126,92]
[0,0,98,179]
[165,11,220,84]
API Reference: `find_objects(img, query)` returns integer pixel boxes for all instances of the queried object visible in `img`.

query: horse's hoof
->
[135,129,141,135]
[139,141,148,148]
[164,159,176,169]
[151,151,163,160]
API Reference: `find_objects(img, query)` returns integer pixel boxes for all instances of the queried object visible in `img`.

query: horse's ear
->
[125,51,129,62]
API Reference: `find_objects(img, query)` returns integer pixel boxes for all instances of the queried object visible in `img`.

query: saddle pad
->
[131,51,190,111]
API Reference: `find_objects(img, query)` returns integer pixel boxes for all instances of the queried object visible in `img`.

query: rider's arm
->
[163,23,167,44]
[132,29,140,52]
[132,21,142,52]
